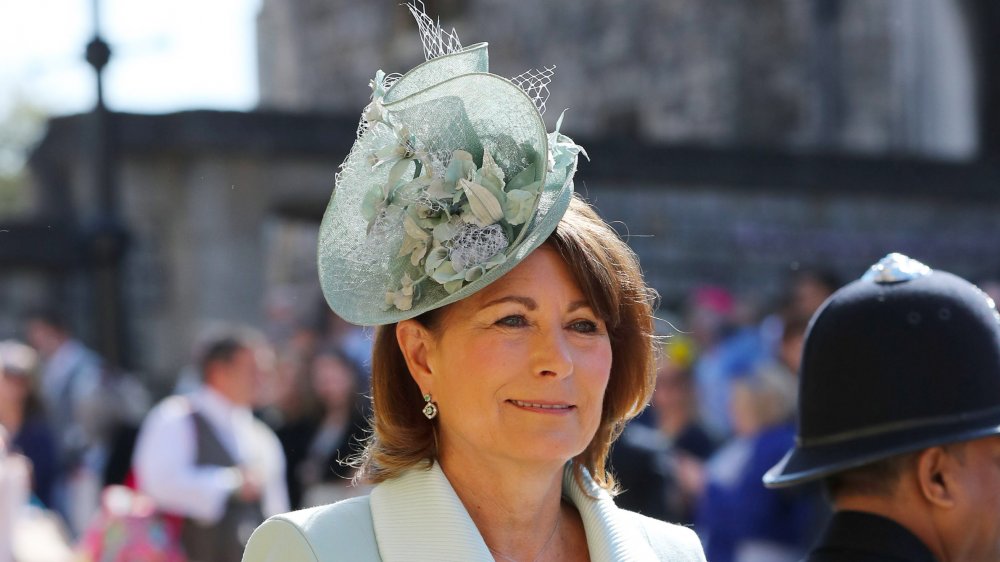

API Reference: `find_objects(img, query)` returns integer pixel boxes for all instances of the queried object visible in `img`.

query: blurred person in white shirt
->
[132,327,289,562]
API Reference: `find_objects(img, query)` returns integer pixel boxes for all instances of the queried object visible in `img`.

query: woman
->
[244,4,705,561]
[650,337,717,524]
[287,346,370,508]
[0,340,57,508]
[696,362,819,562]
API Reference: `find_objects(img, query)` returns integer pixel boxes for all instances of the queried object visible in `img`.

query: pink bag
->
[76,485,187,562]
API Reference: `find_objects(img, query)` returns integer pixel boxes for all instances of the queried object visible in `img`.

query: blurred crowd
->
[0,300,374,562]
[611,267,843,562]
[2,269,997,561]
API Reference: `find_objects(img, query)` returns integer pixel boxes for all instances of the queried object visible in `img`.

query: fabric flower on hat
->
[399,212,432,266]
[317,7,588,325]
[503,164,543,225]
[548,110,589,172]
[374,146,534,306]
[385,272,419,311]
[363,70,394,125]
[353,107,582,311]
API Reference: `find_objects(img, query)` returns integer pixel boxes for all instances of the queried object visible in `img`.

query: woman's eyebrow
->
[479,296,592,313]
[480,295,537,310]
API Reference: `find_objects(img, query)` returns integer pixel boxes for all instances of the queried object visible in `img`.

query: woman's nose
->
[532,326,573,378]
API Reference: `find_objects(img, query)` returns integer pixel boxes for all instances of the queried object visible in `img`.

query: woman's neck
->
[438,449,573,561]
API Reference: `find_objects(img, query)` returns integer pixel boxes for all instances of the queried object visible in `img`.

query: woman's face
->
[417,245,612,467]
[312,353,356,409]
[652,362,689,414]
[0,371,28,407]
[729,383,759,437]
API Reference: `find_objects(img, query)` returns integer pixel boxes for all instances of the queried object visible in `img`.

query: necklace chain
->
[486,514,561,562]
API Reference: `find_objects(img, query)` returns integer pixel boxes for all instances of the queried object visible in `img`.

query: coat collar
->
[811,510,938,562]
[369,462,657,562]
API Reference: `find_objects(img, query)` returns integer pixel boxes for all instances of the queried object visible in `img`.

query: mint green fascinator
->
[318,3,586,326]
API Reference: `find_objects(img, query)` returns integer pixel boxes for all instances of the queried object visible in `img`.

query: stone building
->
[251,0,998,302]
[257,0,978,156]
[6,0,999,385]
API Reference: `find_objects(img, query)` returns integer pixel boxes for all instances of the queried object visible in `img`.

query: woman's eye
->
[569,319,599,333]
[496,315,527,328]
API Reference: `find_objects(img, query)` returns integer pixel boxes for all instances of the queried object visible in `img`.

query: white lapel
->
[369,462,494,562]
[369,462,657,562]
[563,464,659,562]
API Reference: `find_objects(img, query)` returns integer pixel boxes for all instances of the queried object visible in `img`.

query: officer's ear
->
[915,446,960,508]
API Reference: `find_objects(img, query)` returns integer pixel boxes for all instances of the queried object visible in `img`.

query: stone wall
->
[117,150,339,383]
[17,110,1000,383]
[586,181,1000,311]
[257,0,976,157]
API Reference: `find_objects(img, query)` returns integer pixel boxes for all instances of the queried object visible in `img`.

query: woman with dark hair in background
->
[285,346,369,508]
[0,340,57,508]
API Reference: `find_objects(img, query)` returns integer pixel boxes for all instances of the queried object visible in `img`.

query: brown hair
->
[354,195,657,493]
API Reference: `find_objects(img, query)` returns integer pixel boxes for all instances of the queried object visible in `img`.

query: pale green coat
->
[242,462,706,562]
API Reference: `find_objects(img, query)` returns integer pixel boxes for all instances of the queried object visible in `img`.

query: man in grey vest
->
[133,328,289,562]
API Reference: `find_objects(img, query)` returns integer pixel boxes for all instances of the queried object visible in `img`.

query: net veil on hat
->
[318,3,586,326]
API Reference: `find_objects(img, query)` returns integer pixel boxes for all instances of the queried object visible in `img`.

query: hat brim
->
[319,73,576,326]
[764,407,1000,488]
[383,43,488,103]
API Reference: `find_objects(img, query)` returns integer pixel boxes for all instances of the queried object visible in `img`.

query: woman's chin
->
[493,437,590,467]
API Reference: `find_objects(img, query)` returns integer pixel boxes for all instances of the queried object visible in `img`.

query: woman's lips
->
[508,399,575,412]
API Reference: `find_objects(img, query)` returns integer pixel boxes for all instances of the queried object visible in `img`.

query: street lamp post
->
[85,0,130,369]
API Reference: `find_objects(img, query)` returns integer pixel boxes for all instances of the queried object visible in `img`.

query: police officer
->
[764,253,1000,562]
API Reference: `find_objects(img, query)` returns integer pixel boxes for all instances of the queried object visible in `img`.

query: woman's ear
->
[396,319,435,393]
[916,446,958,509]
